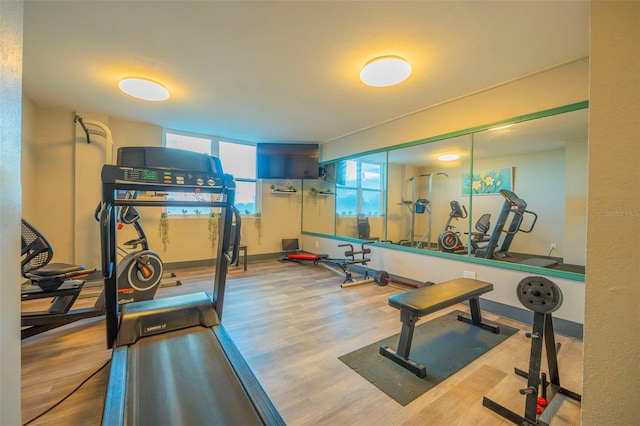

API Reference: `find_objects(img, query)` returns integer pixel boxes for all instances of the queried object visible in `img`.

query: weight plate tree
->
[483,276,581,425]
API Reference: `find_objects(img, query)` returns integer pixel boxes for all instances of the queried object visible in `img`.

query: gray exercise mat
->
[338,310,518,405]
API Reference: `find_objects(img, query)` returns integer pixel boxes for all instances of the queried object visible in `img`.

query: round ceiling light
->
[360,56,412,87]
[119,77,170,101]
[438,154,460,162]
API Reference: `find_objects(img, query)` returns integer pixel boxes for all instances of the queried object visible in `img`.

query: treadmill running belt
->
[124,326,265,425]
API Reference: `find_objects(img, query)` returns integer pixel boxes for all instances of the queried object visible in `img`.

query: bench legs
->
[457,297,501,334]
[380,310,427,377]
[380,298,500,378]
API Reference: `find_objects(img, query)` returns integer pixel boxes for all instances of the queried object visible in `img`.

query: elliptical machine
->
[438,201,468,252]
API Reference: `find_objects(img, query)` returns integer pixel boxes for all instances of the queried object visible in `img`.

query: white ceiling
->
[23,1,589,144]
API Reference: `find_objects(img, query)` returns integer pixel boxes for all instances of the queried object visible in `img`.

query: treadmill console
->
[107,165,224,189]
[102,146,228,189]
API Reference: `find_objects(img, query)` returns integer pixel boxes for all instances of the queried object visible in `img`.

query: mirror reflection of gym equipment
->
[474,190,559,268]
[357,214,380,241]
[437,201,492,254]
[399,172,448,248]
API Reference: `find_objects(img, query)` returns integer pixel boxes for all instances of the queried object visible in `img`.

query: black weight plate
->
[516,276,563,313]
[375,270,389,286]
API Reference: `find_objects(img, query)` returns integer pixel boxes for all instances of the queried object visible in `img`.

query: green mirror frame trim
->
[304,100,589,283]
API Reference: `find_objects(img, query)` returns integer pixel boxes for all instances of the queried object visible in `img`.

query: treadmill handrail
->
[226,206,242,265]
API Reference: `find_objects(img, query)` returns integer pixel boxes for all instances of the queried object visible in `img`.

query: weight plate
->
[375,270,390,286]
[516,276,563,313]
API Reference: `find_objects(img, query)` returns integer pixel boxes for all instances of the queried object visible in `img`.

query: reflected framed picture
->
[462,167,513,195]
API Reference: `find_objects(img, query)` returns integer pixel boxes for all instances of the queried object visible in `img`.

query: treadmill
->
[100,147,284,425]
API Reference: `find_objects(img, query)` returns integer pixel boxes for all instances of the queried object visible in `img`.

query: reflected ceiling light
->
[490,124,513,131]
[119,77,170,101]
[360,56,412,87]
[438,154,460,162]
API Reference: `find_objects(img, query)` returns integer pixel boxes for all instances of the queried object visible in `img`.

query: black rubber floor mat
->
[338,310,518,405]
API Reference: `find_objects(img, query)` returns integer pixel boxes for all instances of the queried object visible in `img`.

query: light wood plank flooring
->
[21,259,582,425]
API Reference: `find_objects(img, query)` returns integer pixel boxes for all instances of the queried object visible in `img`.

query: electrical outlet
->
[550,243,557,251]
[315,241,319,249]
[463,270,477,279]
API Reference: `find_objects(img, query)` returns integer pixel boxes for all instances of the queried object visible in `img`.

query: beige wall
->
[583,2,640,424]
[1,1,23,424]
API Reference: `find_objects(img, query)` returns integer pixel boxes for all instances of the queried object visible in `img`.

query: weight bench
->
[380,278,500,378]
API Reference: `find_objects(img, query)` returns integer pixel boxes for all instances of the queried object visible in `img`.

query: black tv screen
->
[256,143,319,179]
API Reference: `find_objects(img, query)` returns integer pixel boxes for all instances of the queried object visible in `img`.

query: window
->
[219,141,257,214]
[336,160,383,216]
[164,133,213,216]
[164,132,258,215]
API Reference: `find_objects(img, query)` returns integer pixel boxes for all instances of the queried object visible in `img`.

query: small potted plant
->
[254,212,262,244]
[208,212,219,248]
[159,212,170,251]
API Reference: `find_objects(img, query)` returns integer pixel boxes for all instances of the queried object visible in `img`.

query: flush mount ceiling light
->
[360,56,412,87]
[438,154,460,162]
[118,77,170,101]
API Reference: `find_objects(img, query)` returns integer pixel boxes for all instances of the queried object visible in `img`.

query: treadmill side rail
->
[102,348,128,426]
[214,324,287,426]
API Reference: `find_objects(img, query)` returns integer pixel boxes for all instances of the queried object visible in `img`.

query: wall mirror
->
[302,178,336,236]
[386,134,471,250]
[470,108,587,273]
[303,104,588,276]
[322,152,388,240]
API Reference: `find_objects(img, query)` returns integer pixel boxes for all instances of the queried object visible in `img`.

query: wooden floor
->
[21,259,583,425]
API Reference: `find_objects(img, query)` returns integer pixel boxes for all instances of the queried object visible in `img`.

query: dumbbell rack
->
[483,277,582,426]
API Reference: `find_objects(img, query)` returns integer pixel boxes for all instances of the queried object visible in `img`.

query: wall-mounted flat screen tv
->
[256,143,319,179]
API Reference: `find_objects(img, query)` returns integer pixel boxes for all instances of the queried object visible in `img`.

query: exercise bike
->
[438,201,468,253]
[438,201,492,254]
[115,206,163,304]
[21,218,103,339]
[95,191,164,304]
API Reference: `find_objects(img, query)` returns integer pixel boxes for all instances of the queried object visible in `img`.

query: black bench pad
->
[388,278,493,316]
